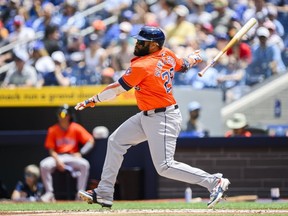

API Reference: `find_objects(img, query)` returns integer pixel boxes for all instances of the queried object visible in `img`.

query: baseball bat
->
[198,17,257,77]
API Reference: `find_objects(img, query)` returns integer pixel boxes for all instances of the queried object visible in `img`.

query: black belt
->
[143,105,178,116]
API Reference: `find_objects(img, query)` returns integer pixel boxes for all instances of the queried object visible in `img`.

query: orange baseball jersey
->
[118,47,184,111]
[45,122,93,154]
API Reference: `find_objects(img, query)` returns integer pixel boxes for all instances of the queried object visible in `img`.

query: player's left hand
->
[188,50,202,65]
[75,98,96,110]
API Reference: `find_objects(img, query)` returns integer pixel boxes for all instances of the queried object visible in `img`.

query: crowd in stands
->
[0,0,287,102]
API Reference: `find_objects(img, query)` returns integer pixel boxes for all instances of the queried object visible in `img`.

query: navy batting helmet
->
[132,26,165,47]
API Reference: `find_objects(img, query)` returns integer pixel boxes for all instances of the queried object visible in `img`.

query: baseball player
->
[40,104,94,202]
[75,26,230,208]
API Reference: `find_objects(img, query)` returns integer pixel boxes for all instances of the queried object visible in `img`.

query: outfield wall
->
[1,132,287,200]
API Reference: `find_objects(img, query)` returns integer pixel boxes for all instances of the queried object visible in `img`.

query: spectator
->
[1,50,37,88]
[266,4,285,37]
[8,15,36,52]
[40,104,94,202]
[54,0,86,34]
[225,113,251,137]
[100,67,115,85]
[110,36,134,76]
[183,101,209,137]
[84,33,107,79]
[42,25,61,55]
[263,19,285,51]
[32,2,56,33]
[39,51,70,86]
[210,0,234,33]
[165,5,196,47]
[245,27,286,86]
[11,164,44,202]
[217,56,248,103]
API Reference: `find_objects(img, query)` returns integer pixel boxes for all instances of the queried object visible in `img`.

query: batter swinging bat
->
[198,18,257,77]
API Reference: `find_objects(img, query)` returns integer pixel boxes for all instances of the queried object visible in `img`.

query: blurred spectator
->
[32,2,56,33]
[0,20,11,66]
[211,0,234,33]
[225,113,251,137]
[187,0,212,25]
[102,20,133,49]
[150,0,177,29]
[216,56,249,103]
[266,4,285,37]
[28,40,56,86]
[65,27,85,54]
[1,50,37,88]
[39,51,70,86]
[165,5,196,47]
[245,27,286,86]
[8,15,36,52]
[110,36,134,76]
[100,67,115,84]
[1,0,20,32]
[182,101,209,137]
[53,0,86,33]
[243,0,268,24]
[103,0,132,17]
[42,25,61,55]
[263,19,285,51]
[40,104,94,202]
[11,164,44,202]
[84,33,107,78]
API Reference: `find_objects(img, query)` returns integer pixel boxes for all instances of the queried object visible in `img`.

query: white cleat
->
[207,178,230,209]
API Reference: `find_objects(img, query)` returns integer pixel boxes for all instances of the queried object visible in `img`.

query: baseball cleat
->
[78,190,113,208]
[207,178,230,209]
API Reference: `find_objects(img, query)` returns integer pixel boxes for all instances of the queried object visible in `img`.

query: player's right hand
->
[75,98,96,111]
[188,50,202,65]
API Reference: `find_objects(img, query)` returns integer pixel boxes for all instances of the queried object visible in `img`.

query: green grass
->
[0,200,287,212]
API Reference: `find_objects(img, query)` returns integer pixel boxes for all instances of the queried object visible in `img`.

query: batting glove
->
[188,50,203,65]
[75,97,96,111]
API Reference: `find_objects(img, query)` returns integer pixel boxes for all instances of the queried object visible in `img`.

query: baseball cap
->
[119,21,132,33]
[13,50,29,62]
[35,56,55,73]
[13,15,24,26]
[25,164,40,179]
[256,27,270,38]
[92,19,106,31]
[174,5,189,17]
[188,101,201,112]
[57,104,71,119]
[51,51,66,63]
[226,113,247,129]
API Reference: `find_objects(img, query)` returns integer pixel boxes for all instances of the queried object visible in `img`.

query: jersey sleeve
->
[119,66,148,89]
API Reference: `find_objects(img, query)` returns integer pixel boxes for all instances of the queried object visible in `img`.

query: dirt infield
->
[2,209,288,216]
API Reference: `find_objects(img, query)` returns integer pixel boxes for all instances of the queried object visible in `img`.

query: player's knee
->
[155,164,169,177]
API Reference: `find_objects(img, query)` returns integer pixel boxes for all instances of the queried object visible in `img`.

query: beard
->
[134,44,150,56]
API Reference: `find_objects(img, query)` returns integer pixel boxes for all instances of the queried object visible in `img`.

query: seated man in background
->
[180,101,209,137]
[11,164,44,202]
[225,113,251,137]
[40,104,94,202]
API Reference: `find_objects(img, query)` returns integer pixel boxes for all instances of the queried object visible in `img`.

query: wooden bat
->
[198,17,257,77]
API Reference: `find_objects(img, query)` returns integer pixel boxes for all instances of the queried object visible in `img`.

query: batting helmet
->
[132,26,165,47]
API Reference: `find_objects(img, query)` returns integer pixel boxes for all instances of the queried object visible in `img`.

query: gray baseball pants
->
[40,154,90,194]
[95,105,220,201]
